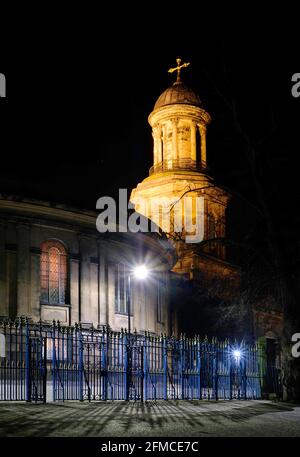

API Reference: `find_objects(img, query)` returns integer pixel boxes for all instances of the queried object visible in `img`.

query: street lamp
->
[133,265,148,280]
[233,349,242,360]
[126,265,149,334]
[125,264,149,402]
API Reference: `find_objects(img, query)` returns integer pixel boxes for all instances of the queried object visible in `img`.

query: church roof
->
[154,81,202,110]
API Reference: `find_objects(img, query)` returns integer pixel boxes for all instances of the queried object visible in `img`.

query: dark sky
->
[0,23,299,265]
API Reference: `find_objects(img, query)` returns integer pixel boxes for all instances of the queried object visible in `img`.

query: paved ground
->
[0,400,299,437]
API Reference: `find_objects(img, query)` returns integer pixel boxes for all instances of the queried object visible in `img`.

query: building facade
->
[0,195,176,335]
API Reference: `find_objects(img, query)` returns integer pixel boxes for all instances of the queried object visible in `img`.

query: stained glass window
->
[40,240,67,305]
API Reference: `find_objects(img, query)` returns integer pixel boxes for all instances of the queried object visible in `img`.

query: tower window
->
[40,240,67,305]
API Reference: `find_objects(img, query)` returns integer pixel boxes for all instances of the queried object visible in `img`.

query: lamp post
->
[126,274,131,335]
[126,265,149,401]
[126,265,149,335]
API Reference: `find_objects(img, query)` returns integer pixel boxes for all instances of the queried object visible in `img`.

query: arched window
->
[40,240,67,305]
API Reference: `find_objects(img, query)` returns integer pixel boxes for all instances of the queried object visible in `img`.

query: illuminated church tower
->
[131,59,238,293]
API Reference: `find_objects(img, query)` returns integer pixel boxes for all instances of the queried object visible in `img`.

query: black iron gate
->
[127,340,144,401]
[26,336,47,402]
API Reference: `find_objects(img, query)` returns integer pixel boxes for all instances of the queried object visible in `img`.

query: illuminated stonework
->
[131,66,238,291]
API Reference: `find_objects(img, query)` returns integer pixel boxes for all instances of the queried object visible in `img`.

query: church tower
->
[131,59,238,293]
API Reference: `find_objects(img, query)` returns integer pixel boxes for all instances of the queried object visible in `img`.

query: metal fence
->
[0,318,263,402]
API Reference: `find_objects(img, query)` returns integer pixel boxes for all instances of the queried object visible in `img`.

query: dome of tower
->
[154,81,202,110]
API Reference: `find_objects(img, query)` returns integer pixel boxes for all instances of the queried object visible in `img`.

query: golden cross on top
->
[168,57,190,83]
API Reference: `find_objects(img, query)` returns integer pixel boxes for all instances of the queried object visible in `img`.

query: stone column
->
[107,262,115,328]
[139,282,146,332]
[0,222,7,316]
[157,125,163,164]
[16,224,30,317]
[190,121,197,163]
[70,254,80,324]
[98,242,108,326]
[172,119,178,162]
[152,127,158,165]
[199,124,207,169]
[160,125,165,164]
[90,254,99,326]
[7,247,17,318]
[30,248,41,321]
[79,235,91,323]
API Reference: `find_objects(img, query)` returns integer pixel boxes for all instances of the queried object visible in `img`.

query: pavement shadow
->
[0,400,296,437]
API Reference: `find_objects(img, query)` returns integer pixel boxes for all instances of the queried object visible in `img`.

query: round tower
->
[131,59,235,284]
[149,65,210,174]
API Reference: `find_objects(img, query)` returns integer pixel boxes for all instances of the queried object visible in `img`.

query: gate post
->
[79,330,84,402]
[255,343,262,399]
[197,338,201,400]
[25,320,31,402]
[163,336,167,400]
[125,331,130,401]
[242,357,247,400]
[214,339,219,401]
[52,321,56,402]
[180,335,184,400]
[43,337,47,403]
[140,343,144,403]
[229,353,233,400]
[102,330,108,400]
[143,335,147,402]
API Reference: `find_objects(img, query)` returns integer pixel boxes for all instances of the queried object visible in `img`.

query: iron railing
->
[0,318,264,402]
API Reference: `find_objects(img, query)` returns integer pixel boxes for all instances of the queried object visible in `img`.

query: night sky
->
[0,24,299,266]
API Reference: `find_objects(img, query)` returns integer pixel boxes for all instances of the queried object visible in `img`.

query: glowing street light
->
[127,265,149,335]
[126,264,149,402]
[233,349,242,359]
[133,265,148,280]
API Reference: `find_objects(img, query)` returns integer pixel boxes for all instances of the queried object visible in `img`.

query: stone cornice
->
[0,195,176,270]
[131,172,231,202]
[149,104,211,127]
[0,196,97,229]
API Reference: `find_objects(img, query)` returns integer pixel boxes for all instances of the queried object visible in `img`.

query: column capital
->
[198,124,207,134]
